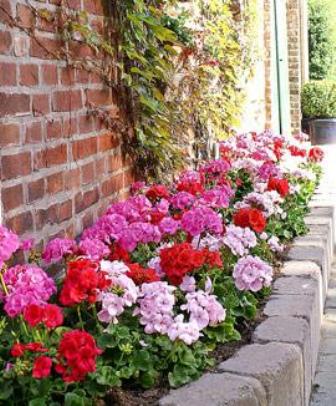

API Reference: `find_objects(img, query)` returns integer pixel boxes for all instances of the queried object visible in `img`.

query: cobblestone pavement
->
[310,144,336,405]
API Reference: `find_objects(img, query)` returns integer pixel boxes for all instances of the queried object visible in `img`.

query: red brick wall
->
[0,0,134,244]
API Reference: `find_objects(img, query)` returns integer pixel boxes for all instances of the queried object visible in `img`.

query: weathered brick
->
[72,137,97,160]
[41,64,57,85]
[25,121,43,143]
[30,36,61,59]
[98,132,119,152]
[20,63,39,86]
[0,93,30,116]
[0,31,12,54]
[1,152,32,180]
[0,0,12,24]
[101,174,123,197]
[46,119,62,139]
[75,188,99,213]
[28,178,45,202]
[45,144,68,167]
[2,184,24,211]
[7,211,33,234]
[32,93,50,115]
[0,123,20,147]
[0,62,16,85]
[86,88,113,105]
[47,172,64,194]
[52,90,82,112]
[58,200,72,222]
[16,3,34,29]
[81,162,95,185]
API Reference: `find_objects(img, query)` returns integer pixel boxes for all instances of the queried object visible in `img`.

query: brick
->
[13,35,29,57]
[219,343,304,406]
[7,211,33,235]
[35,205,58,230]
[62,116,77,137]
[0,0,12,24]
[72,137,97,160]
[81,210,94,229]
[123,168,135,187]
[0,123,20,147]
[28,178,45,202]
[47,172,63,194]
[108,154,123,172]
[45,144,68,167]
[95,157,105,177]
[0,31,12,54]
[60,66,75,85]
[31,36,61,59]
[46,119,62,139]
[25,121,43,143]
[78,114,94,133]
[59,200,72,222]
[41,64,57,85]
[98,132,119,152]
[160,373,266,406]
[20,64,39,86]
[83,0,104,15]
[64,168,80,190]
[101,174,123,197]
[0,62,16,85]
[69,41,96,58]
[16,4,34,29]
[86,88,113,105]
[32,93,50,115]
[2,184,24,211]
[52,90,82,112]
[75,187,99,213]
[1,152,31,180]
[81,162,95,185]
[0,93,30,116]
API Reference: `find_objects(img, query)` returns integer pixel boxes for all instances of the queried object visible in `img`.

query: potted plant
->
[301,80,336,144]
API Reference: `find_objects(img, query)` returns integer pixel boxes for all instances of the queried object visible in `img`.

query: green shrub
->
[308,0,334,80]
[301,80,336,118]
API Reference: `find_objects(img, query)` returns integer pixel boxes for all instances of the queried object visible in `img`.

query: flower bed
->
[0,131,324,405]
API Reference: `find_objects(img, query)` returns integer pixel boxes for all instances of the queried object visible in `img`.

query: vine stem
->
[0,271,9,296]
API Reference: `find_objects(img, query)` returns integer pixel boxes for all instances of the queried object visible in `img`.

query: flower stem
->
[0,272,9,296]
[77,306,84,330]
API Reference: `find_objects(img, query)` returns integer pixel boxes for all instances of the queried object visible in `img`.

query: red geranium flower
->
[23,304,44,327]
[146,184,169,201]
[176,180,204,196]
[44,304,64,329]
[233,208,266,233]
[32,356,52,379]
[308,147,324,162]
[59,259,110,306]
[56,330,102,382]
[126,263,160,285]
[267,177,290,197]
[160,242,223,285]
[11,343,25,357]
[109,243,130,263]
[288,145,306,157]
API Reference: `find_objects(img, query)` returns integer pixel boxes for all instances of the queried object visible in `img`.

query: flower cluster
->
[233,256,273,292]
[59,259,110,306]
[55,330,102,382]
[0,225,20,267]
[223,225,257,256]
[2,265,56,317]
[181,207,223,236]
[233,208,266,233]
[160,243,222,285]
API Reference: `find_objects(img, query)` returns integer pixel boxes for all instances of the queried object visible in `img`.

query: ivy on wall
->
[3,0,258,180]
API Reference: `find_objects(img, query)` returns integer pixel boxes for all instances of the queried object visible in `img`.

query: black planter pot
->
[301,118,312,136]
[310,118,336,145]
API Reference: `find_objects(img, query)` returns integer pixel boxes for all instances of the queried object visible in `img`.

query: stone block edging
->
[159,203,335,406]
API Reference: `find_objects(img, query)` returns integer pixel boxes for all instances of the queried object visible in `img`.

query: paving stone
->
[319,338,336,354]
[159,372,267,406]
[252,316,311,405]
[218,343,303,406]
[313,371,336,391]
[311,391,336,406]
[316,354,336,372]
[263,295,320,375]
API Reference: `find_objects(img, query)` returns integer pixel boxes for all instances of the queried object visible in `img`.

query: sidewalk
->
[310,144,336,405]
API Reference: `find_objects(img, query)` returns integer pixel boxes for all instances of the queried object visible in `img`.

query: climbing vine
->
[2,0,258,179]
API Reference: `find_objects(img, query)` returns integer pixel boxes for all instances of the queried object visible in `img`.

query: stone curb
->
[160,205,334,406]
